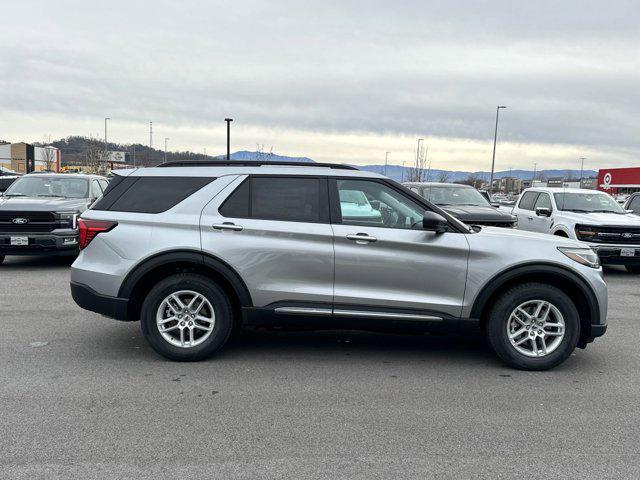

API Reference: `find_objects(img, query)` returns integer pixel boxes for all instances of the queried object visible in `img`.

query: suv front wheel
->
[140,273,234,361]
[485,283,580,370]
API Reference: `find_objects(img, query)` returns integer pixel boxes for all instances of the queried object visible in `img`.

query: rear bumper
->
[70,281,130,321]
[0,231,79,256]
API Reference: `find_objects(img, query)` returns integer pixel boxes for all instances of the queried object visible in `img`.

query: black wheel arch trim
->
[470,262,601,325]
[117,249,253,307]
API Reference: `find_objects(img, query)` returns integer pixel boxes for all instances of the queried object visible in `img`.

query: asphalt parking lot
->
[1,256,640,479]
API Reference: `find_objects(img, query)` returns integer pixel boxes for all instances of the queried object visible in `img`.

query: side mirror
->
[536,207,552,217]
[422,211,448,233]
[370,200,381,210]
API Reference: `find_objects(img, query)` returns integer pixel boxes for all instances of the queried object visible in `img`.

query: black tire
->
[625,265,640,274]
[485,283,580,371]
[0,255,4,265]
[140,273,234,361]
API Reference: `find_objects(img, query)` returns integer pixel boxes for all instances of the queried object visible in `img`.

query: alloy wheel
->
[506,300,565,358]
[156,290,216,348]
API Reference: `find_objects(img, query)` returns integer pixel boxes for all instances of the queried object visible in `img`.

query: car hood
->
[0,196,89,212]
[558,211,640,226]
[441,205,515,222]
[475,225,584,248]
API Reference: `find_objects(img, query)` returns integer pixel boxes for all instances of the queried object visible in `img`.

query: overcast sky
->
[1,0,638,171]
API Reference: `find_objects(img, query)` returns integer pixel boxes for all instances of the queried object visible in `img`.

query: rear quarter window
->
[92,176,214,213]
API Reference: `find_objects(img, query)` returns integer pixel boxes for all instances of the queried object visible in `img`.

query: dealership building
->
[598,167,640,194]
[0,142,61,174]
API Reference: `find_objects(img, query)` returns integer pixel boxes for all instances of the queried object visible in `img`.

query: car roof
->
[114,164,386,179]
[525,187,607,194]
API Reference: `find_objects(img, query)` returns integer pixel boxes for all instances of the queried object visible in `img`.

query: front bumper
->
[0,230,79,256]
[586,243,640,266]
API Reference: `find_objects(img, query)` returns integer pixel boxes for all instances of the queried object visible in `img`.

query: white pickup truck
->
[506,187,640,273]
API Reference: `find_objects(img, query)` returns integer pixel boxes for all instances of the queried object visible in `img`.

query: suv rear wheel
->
[140,273,234,361]
[0,255,4,265]
[625,265,640,274]
[485,283,579,370]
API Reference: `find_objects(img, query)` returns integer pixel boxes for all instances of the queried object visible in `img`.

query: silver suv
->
[70,161,608,370]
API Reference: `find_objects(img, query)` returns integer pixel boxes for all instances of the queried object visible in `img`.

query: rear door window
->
[219,176,328,223]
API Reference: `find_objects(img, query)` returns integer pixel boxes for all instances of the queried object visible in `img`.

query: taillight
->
[78,218,117,250]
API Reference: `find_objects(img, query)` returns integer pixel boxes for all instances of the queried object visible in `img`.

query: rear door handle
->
[346,233,377,243]
[212,223,243,231]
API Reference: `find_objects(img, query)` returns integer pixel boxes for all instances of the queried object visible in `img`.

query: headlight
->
[558,247,600,269]
[575,225,597,241]
[56,211,79,229]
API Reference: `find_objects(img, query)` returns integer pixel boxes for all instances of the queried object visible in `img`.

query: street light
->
[532,162,538,184]
[104,117,111,150]
[579,157,586,183]
[225,118,233,160]
[384,152,390,176]
[489,105,507,195]
[164,138,169,163]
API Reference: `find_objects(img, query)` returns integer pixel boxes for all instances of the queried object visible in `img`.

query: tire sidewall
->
[488,284,580,370]
[141,275,233,361]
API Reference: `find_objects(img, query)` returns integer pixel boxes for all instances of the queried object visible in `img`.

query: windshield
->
[4,176,89,199]
[421,186,490,206]
[553,192,626,214]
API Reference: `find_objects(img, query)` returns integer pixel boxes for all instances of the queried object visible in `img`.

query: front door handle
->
[212,222,243,231]
[346,233,377,243]
[527,216,534,220]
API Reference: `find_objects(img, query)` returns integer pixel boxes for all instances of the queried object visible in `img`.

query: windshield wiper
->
[36,194,66,198]
[591,209,624,214]
[4,193,26,197]
[561,209,591,213]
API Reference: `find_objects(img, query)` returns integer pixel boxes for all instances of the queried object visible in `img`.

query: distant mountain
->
[357,165,598,183]
[221,150,314,163]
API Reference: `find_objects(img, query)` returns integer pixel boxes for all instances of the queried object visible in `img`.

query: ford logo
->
[622,232,633,239]
[12,218,28,224]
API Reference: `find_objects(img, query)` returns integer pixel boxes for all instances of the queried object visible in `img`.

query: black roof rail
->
[156,160,359,170]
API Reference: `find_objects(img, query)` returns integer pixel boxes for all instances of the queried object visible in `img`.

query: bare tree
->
[40,135,57,171]
[255,144,274,162]
[84,136,107,174]
[455,174,483,189]
[406,143,429,182]
[436,170,451,183]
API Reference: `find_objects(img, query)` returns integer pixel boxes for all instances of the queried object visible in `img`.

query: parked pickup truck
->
[507,187,640,273]
[0,173,108,264]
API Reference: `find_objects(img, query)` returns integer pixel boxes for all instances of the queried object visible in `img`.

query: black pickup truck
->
[403,182,518,228]
[0,173,108,264]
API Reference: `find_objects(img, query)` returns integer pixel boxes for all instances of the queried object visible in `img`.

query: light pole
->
[164,138,169,163]
[384,152,390,176]
[489,105,507,195]
[532,162,538,185]
[579,157,586,183]
[401,161,405,182]
[225,118,233,160]
[416,138,424,169]
[104,117,110,153]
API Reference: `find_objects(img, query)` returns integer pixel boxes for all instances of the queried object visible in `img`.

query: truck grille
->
[578,225,640,244]
[0,211,59,233]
